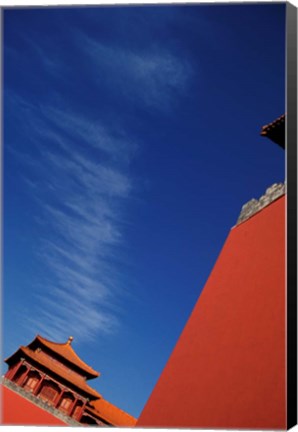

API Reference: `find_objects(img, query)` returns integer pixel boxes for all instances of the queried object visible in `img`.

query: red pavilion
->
[1,334,137,427]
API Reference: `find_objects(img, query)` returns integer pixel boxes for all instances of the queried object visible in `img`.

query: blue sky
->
[3,4,285,418]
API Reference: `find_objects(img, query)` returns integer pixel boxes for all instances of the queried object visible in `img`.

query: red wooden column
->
[76,399,88,422]
[33,373,46,396]
[17,364,30,387]
[5,359,24,381]
[69,396,79,417]
[54,388,65,409]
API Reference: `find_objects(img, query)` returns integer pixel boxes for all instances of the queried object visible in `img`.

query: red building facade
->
[137,187,286,429]
[2,335,136,427]
[137,116,286,429]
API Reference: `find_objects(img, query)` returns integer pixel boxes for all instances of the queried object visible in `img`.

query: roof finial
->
[67,336,74,345]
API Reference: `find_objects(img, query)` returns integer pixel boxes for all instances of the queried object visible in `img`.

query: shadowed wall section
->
[137,195,286,429]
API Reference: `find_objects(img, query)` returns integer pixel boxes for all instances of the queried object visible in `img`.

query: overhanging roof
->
[260,114,285,148]
[32,335,99,379]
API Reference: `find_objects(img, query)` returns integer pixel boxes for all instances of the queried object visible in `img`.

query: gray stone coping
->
[236,182,286,225]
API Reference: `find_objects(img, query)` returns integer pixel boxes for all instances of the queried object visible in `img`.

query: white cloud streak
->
[9,95,135,343]
[7,29,192,344]
[39,105,137,160]
[75,31,193,110]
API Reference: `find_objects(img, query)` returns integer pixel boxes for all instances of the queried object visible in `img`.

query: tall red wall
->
[1,385,67,426]
[138,196,286,429]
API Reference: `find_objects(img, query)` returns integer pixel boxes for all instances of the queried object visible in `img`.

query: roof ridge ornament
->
[67,336,74,345]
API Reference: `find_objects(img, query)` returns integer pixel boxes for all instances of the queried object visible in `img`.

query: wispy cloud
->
[6,24,192,344]
[38,106,137,161]
[76,31,193,110]
[9,93,136,343]
[7,27,192,113]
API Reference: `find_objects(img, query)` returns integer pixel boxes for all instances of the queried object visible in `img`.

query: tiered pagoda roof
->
[29,335,100,378]
[5,335,101,399]
[4,334,137,426]
[20,346,101,398]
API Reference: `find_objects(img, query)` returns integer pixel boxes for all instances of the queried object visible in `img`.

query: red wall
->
[1,385,67,426]
[138,196,286,429]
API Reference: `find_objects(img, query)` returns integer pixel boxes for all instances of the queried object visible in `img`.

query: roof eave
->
[19,346,102,399]
[34,335,100,379]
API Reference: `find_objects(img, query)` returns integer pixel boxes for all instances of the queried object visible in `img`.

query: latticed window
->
[60,396,73,411]
[23,371,40,391]
[25,376,38,390]
[39,382,59,402]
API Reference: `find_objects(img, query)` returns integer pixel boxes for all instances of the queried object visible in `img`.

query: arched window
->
[23,370,41,392]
